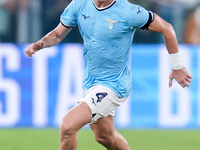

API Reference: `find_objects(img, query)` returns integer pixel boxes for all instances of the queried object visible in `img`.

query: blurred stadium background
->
[0,0,200,150]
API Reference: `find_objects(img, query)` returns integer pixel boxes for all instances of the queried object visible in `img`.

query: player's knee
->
[94,132,114,146]
[60,121,76,139]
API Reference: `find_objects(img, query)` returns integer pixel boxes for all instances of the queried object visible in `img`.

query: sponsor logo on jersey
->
[82,14,90,19]
[137,7,141,14]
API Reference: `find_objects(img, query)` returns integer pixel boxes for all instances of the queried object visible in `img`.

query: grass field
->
[0,128,199,150]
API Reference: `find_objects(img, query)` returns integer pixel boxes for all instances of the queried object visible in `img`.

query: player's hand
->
[169,67,192,88]
[25,41,45,57]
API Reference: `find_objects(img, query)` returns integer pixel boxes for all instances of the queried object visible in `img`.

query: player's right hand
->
[25,41,45,57]
[169,67,192,88]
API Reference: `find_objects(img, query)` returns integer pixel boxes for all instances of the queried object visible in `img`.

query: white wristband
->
[169,52,183,70]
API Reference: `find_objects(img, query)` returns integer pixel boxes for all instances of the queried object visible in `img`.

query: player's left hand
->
[169,67,192,88]
[25,40,45,57]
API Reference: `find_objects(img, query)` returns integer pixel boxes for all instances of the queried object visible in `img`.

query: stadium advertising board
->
[0,43,199,128]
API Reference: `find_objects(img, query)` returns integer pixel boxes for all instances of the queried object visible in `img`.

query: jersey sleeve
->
[60,0,77,27]
[140,11,154,30]
[130,5,154,30]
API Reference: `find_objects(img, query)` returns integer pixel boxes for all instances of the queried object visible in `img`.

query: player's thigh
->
[60,102,92,132]
[90,115,115,138]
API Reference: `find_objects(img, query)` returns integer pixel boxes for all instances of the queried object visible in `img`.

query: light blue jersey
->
[61,0,152,98]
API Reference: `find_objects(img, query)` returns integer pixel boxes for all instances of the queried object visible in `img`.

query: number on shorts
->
[96,93,108,103]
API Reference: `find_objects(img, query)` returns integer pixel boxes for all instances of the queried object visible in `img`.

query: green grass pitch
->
[0,128,199,150]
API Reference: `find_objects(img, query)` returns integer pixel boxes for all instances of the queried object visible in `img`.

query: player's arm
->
[148,13,179,54]
[25,23,72,57]
[148,13,192,88]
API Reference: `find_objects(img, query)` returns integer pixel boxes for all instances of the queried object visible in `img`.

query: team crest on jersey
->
[106,19,119,30]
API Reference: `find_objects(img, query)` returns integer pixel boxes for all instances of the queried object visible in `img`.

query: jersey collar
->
[93,0,116,11]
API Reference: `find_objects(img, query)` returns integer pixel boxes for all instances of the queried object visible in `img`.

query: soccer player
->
[25,0,192,149]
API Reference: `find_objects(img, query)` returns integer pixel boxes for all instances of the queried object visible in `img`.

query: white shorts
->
[79,85,127,124]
